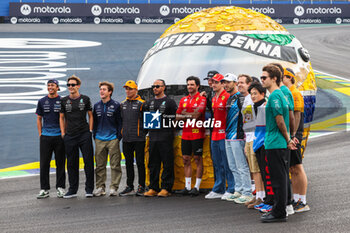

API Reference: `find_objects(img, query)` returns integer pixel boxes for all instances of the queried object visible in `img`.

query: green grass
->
[316,77,345,89]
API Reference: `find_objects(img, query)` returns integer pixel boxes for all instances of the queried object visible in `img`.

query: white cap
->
[223,73,238,82]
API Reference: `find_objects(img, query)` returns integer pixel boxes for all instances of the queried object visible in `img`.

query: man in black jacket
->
[120,80,146,196]
[143,79,177,197]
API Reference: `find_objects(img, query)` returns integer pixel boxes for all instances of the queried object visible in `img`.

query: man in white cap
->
[222,73,252,203]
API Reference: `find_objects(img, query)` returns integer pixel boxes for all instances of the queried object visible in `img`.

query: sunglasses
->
[152,85,164,89]
[260,76,268,81]
[67,83,77,87]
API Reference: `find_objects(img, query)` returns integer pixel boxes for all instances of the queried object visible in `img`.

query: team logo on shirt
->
[79,98,85,110]
[222,96,225,100]
[183,103,187,108]
[143,110,161,129]
[66,99,72,112]
[192,129,199,133]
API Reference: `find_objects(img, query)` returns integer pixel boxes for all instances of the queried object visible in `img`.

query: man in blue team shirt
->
[92,81,122,197]
[36,79,66,199]
[222,73,252,203]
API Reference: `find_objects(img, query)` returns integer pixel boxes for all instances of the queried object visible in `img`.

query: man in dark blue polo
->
[36,79,66,199]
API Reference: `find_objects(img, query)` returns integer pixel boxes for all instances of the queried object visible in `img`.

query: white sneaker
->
[37,190,49,199]
[286,204,295,216]
[93,187,106,197]
[56,187,65,198]
[234,194,254,204]
[221,191,233,200]
[226,191,242,201]
[205,191,223,199]
[109,188,118,196]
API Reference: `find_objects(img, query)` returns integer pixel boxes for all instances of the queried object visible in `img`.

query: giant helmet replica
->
[137,6,316,189]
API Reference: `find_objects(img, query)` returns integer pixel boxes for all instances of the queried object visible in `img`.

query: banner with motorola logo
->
[8,3,350,24]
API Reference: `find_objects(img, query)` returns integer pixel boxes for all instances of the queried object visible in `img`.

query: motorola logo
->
[10,17,18,24]
[91,5,102,16]
[294,6,305,17]
[20,4,31,16]
[94,17,101,24]
[134,17,141,24]
[52,17,59,24]
[293,18,300,24]
[336,18,342,24]
[159,5,170,16]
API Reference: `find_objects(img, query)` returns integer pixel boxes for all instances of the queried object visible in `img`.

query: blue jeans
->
[225,140,251,196]
[211,140,235,194]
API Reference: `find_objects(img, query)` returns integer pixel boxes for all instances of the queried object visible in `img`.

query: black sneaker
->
[119,186,135,196]
[261,212,287,223]
[85,191,93,198]
[63,190,77,199]
[136,185,145,196]
[189,188,199,196]
[175,188,190,195]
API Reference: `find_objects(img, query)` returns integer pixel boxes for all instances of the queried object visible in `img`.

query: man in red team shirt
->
[205,74,235,199]
[176,76,207,196]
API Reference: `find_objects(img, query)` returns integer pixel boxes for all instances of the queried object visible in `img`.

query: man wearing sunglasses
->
[144,79,177,197]
[36,79,65,199]
[60,75,94,198]
[270,63,296,216]
[260,65,296,223]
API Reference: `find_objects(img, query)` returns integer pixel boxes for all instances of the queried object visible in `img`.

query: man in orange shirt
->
[283,68,310,213]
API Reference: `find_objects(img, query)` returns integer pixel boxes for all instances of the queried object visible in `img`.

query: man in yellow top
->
[283,68,310,213]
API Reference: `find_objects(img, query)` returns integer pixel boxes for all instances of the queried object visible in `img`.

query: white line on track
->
[314,69,350,82]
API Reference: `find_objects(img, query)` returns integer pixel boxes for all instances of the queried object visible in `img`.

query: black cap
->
[204,70,219,80]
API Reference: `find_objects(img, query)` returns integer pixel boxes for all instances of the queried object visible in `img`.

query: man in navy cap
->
[36,79,66,199]
[202,70,219,118]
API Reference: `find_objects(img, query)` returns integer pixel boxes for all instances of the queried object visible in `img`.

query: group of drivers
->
[36,63,309,223]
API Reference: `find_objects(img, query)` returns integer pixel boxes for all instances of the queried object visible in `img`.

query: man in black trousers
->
[143,79,177,197]
[36,79,65,199]
[260,65,296,222]
[60,75,94,198]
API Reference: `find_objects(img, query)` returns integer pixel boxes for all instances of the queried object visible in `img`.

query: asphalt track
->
[0,24,350,232]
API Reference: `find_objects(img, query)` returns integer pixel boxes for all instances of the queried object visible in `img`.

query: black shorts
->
[181,139,204,156]
[290,143,302,166]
